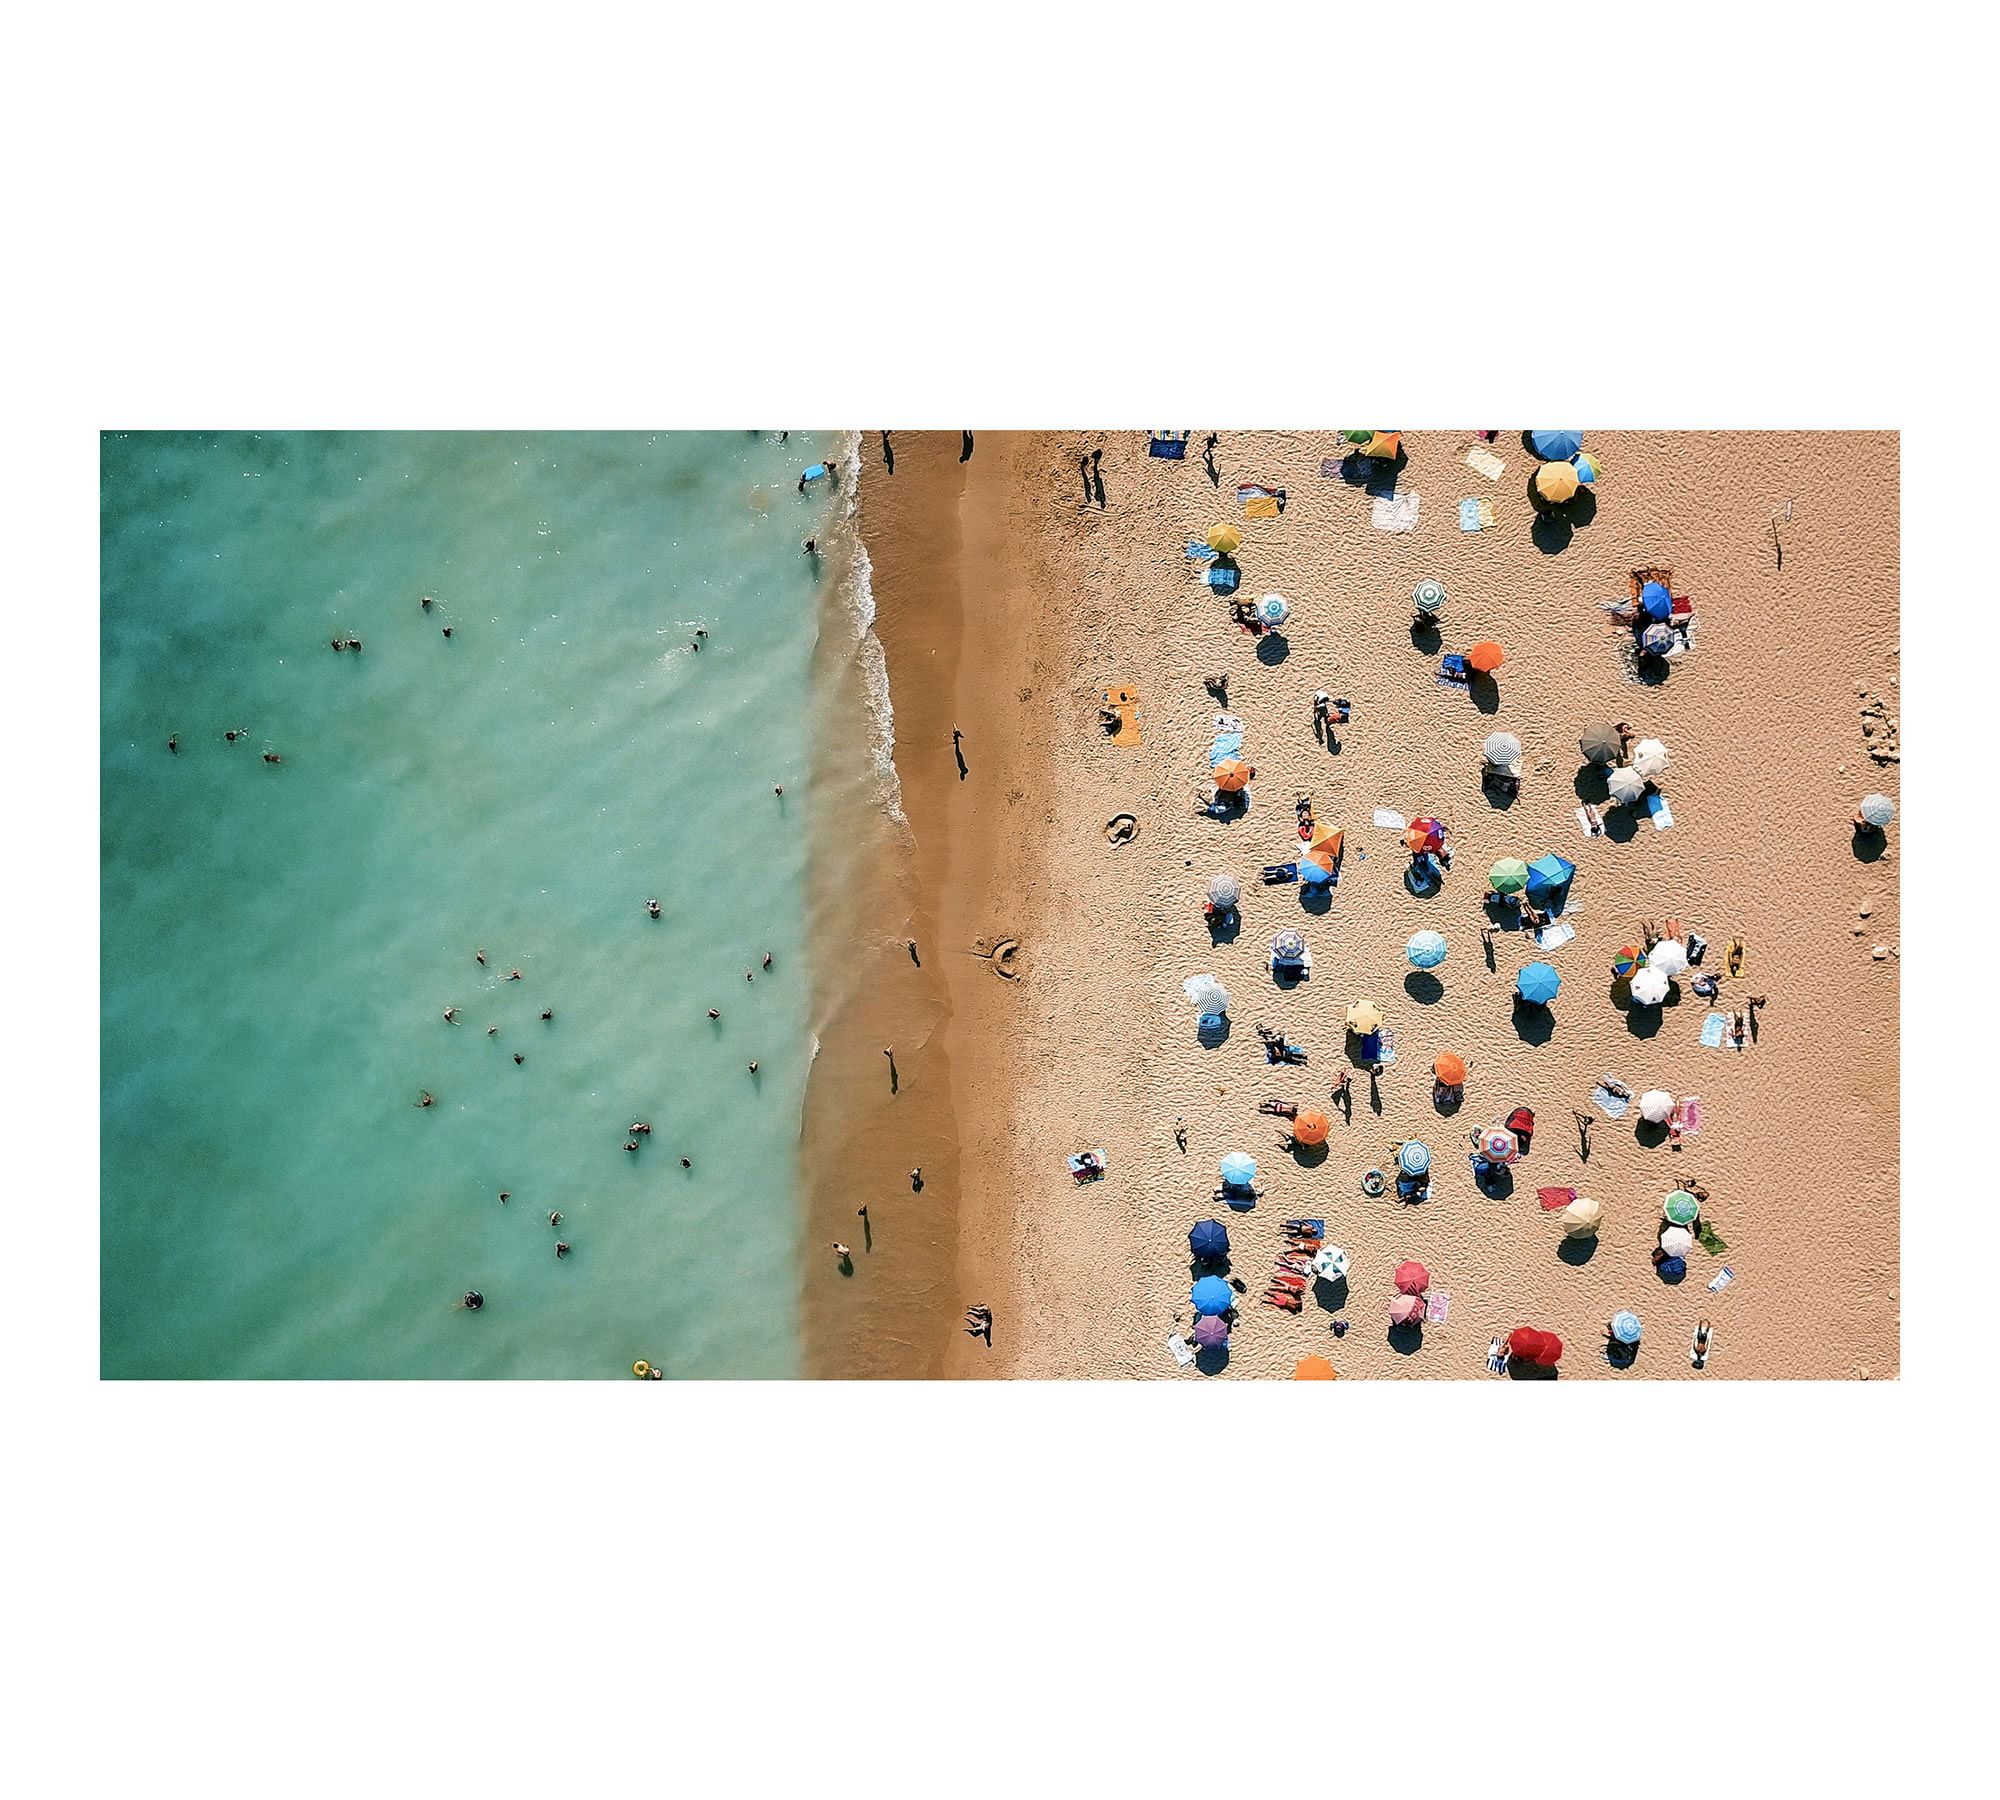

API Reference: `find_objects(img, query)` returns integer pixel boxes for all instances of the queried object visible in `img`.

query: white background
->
[6,3,1982,1794]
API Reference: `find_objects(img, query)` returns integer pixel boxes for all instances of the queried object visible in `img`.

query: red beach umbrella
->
[1394,1260,1430,1296]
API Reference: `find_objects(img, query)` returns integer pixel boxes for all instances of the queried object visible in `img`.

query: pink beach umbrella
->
[1476,1126,1520,1165]
[1388,1293,1425,1325]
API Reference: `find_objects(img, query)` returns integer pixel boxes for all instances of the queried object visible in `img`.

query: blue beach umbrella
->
[1191,1275,1235,1316]
[1517,961,1561,1004]
[1406,930,1448,969]
[1398,1140,1432,1177]
[1189,1220,1230,1260]
[1639,581,1672,622]
[1525,854,1576,898]
[1528,430,1583,460]
[1297,857,1333,887]
[1220,1151,1258,1188]
[1611,1310,1643,1345]
[1209,732,1244,766]
[1271,929,1306,964]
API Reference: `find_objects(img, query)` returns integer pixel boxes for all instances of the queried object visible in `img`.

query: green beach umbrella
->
[1489,857,1530,894]
[1413,579,1446,615]
[1663,1191,1701,1227]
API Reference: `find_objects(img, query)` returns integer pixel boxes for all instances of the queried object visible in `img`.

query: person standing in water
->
[881,431,894,473]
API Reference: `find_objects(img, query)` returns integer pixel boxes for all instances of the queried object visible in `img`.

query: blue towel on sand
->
[1700,1011,1728,1048]
[1206,566,1240,592]
[1150,437,1188,459]
[1186,540,1218,561]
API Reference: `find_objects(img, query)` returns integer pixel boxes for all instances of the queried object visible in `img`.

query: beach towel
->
[1476,498,1496,528]
[1244,494,1280,519]
[1696,1220,1728,1255]
[1374,808,1407,830]
[1149,434,1189,460]
[1375,1028,1396,1066]
[1168,1333,1196,1367]
[1459,497,1484,532]
[1205,565,1240,592]
[1237,483,1279,503]
[1575,803,1605,839]
[1700,1011,1728,1049]
[1647,793,1675,831]
[1319,456,1346,479]
[1185,540,1218,562]
[1465,445,1505,481]
[1371,490,1420,533]
[1707,1266,1735,1294]
[1537,1186,1578,1212]
[1591,1078,1631,1120]
[1487,1337,1508,1373]
[1425,1290,1450,1324]
[1534,921,1576,951]
[1681,1096,1703,1134]
[1209,731,1243,764]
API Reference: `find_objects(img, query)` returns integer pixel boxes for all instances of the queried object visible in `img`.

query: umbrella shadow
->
[1469,675,1501,716]
[1572,765,1611,804]
[1298,885,1333,916]
[1339,450,1408,497]
[1255,633,1290,667]
[1602,804,1640,845]
[1481,776,1519,811]
[1632,648,1674,687]
[1272,963,1309,992]
[1507,1359,1559,1381]
[1312,1273,1349,1314]
[1196,1017,1234,1049]
[1511,999,1556,1046]
[1634,1119,1671,1150]
[1604,1341,1639,1371]
[1556,1235,1598,1267]
[1410,617,1442,653]
[1432,1083,1464,1117]
[1403,971,1444,1006]
[1473,1163,1516,1201]
[1387,1320,1424,1356]
[1405,864,1444,900]
[1206,911,1241,946]
[1193,1343,1231,1377]
[1851,826,1888,863]
[1288,1141,1329,1171]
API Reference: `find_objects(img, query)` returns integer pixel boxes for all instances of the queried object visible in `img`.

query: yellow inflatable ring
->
[632,1360,650,1378]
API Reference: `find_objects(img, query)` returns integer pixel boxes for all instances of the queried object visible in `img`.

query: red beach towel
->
[1537,1186,1578,1212]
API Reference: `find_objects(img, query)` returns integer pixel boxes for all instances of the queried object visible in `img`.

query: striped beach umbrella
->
[1256,592,1291,627]
[1398,1141,1431,1177]
[1641,622,1676,655]
[1860,793,1897,827]
[1477,1126,1519,1165]
[1207,873,1240,909]
[1219,1151,1257,1188]
[1528,430,1583,460]
[1663,1191,1701,1227]
[1271,929,1306,964]
[1489,857,1530,894]
[1183,975,1229,1019]
[1483,731,1522,768]
[1610,1310,1642,1346]
[1516,962,1561,1004]
[1406,930,1448,970]
[1413,578,1446,614]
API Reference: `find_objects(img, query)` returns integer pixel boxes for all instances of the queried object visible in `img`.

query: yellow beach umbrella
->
[1207,521,1242,556]
[1535,460,1580,503]
[1346,1000,1385,1035]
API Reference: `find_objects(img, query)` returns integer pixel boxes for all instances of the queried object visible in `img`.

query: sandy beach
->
[808,430,1898,1380]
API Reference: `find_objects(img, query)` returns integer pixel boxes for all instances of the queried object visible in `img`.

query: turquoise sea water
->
[101,431,842,1377]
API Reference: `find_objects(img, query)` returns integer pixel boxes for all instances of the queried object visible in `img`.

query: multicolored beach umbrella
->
[1612,945,1644,979]
[1516,961,1561,1004]
[1297,853,1334,886]
[1413,578,1446,615]
[1219,1151,1257,1188]
[1477,1126,1520,1165]
[1573,451,1602,486]
[1641,622,1676,655]
[1406,930,1448,969]
[1489,857,1530,894]
[1528,430,1583,460]
[1663,1191,1701,1227]
[1398,1141,1432,1177]
[1610,1310,1643,1346]
[1256,592,1291,627]
[1191,1275,1235,1317]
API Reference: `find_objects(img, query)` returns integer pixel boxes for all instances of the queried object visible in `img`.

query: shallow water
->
[101,431,839,1377]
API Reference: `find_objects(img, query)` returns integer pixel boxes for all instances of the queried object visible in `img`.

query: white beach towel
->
[1465,445,1505,481]
[1168,1334,1196,1368]
[1371,490,1420,533]
[1575,803,1605,839]
[1707,1266,1735,1295]
[1591,1077,1632,1120]
[1648,793,1675,831]
[1373,808,1407,830]
[1534,921,1576,950]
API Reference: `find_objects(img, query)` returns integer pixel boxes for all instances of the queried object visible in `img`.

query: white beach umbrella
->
[1483,731,1523,768]
[1659,1226,1696,1259]
[1859,793,1897,827]
[1631,738,1670,781]
[1257,593,1291,627]
[1207,873,1240,909]
[1638,1089,1676,1124]
[1647,939,1690,978]
[1183,975,1229,1018]
[1560,1197,1603,1238]
[1606,766,1648,805]
[1628,965,1671,1006]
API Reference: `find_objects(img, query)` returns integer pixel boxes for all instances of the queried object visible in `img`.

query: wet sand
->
[815,430,1898,1380]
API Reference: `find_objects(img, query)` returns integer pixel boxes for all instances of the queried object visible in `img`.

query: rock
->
[1890,677,1898,687]
[1858,904,1871,918]
[1853,926,1864,936]
[1872,945,1889,960]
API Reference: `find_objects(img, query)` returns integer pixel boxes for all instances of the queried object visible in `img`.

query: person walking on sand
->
[1091,447,1105,508]
[832,1242,852,1264]
[1203,434,1220,486]
[960,431,974,463]
[911,1167,923,1190]
[1174,1116,1187,1152]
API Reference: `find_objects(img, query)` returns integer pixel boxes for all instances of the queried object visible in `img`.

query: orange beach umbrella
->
[1213,758,1253,793]
[1293,1355,1339,1380]
[1466,641,1505,673]
[1307,825,1344,859]
[1433,1053,1467,1086]
[1292,1108,1331,1147]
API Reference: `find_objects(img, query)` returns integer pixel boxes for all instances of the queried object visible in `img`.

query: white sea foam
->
[835,428,906,825]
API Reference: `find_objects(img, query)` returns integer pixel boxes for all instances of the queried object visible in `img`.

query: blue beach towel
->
[1700,1011,1729,1048]
[1149,434,1189,459]
[1186,540,1218,561]
[1459,498,1482,532]
[1206,565,1240,592]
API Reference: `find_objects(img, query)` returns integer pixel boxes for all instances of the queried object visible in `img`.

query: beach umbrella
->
[1648,939,1689,977]
[1398,1141,1432,1177]
[1406,930,1448,970]
[1607,766,1648,805]
[1658,1256,1688,1281]
[1293,1108,1331,1147]
[1433,1053,1466,1086]
[1477,1126,1520,1165]
[1660,1226,1695,1259]
[1409,816,1446,848]
[1271,928,1306,964]
[1257,593,1291,627]
[1579,723,1621,765]
[1639,586,1671,626]
[1638,1089,1675,1124]
[1535,460,1580,503]
[1219,1151,1257,1188]
[1574,450,1602,486]
[1641,623,1676,655]
[1207,873,1240,909]
[1528,430,1583,460]
[1628,965,1671,1005]
[1508,1325,1561,1365]
[1631,738,1670,780]
[1191,1275,1235,1317]
[1347,1000,1385,1035]
[1192,1315,1231,1349]
[1209,731,1245,766]
[1297,854,1334,886]
[1517,962,1561,1004]
[1206,521,1242,556]
[1312,1244,1349,1280]
[1483,731,1523,767]
[1388,1293,1425,1326]
[1860,793,1897,827]
[1293,1353,1337,1379]
[1364,431,1402,459]
[1394,1260,1430,1297]
[1489,857,1530,893]
[1466,641,1506,674]
[1525,853,1576,897]
[1612,945,1644,979]
[1610,1311,1643,1346]
[1213,758,1252,793]
[1343,429,1376,444]
[1189,1220,1230,1260]
[1413,578,1446,615]
[1663,1191,1701,1227]
[1183,974,1229,1019]
[1560,1196,1602,1237]
[1306,825,1344,859]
